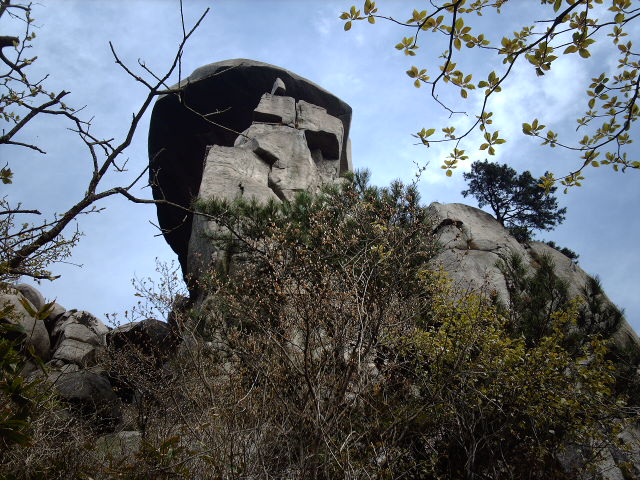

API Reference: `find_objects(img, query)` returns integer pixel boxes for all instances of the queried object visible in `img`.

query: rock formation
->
[0,283,174,433]
[428,202,640,352]
[148,59,352,275]
[4,60,638,477]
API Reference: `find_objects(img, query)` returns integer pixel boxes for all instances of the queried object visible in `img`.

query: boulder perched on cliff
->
[149,64,354,283]
[149,59,353,273]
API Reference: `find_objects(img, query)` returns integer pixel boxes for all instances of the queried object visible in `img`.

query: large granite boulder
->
[50,310,109,367]
[187,84,350,282]
[429,202,640,351]
[107,318,172,360]
[15,283,45,311]
[149,59,353,274]
[54,370,122,431]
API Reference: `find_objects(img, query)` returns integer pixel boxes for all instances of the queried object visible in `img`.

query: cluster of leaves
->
[461,160,566,241]
[376,278,622,478]
[0,295,53,453]
[544,240,580,262]
[500,250,640,404]
[340,0,640,188]
[0,321,42,451]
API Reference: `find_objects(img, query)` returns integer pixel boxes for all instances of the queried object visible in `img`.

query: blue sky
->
[5,1,639,330]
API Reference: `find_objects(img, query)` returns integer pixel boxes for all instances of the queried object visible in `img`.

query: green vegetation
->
[544,240,580,263]
[0,172,637,478]
[462,160,566,241]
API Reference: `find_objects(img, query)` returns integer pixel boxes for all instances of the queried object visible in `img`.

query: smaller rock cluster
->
[0,283,172,432]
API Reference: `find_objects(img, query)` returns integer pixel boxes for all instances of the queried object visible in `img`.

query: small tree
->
[461,160,566,241]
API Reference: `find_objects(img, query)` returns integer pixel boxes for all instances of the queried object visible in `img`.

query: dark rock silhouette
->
[148,59,352,272]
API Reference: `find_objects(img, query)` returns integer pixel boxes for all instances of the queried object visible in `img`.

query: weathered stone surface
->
[46,362,80,383]
[0,292,50,360]
[428,202,528,303]
[271,77,286,96]
[186,88,350,283]
[253,93,295,126]
[149,59,352,271]
[45,302,66,331]
[54,371,122,431]
[52,338,99,366]
[56,322,102,347]
[311,149,340,185]
[107,319,172,358]
[48,310,108,367]
[187,144,280,280]
[237,123,319,201]
[430,202,525,253]
[52,310,108,345]
[296,99,343,160]
[15,283,45,310]
[430,202,640,353]
[199,144,277,204]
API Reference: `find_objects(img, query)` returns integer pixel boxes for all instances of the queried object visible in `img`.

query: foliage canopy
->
[340,0,640,190]
[461,159,567,241]
[0,173,636,478]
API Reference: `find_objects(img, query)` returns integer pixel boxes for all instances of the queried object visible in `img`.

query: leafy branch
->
[340,0,640,188]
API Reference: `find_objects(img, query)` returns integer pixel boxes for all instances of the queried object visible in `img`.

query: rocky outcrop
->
[428,201,640,351]
[50,310,109,367]
[107,318,172,360]
[54,370,122,431]
[148,59,353,273]
[1,283,172,433]
[187,78,351,281]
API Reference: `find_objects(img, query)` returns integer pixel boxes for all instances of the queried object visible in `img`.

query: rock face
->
[148,59,353,273]
[0,290,50,361]
[429,202,640,351]
[54,370,122,431]
[50,310,109,367]
[107,318,172,360]
[2,282,184,437]
[149,64,353,283]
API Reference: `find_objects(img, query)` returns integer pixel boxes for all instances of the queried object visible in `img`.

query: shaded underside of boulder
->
[148,59,352,271]
[107,318,172,359]
[54,370,122,432]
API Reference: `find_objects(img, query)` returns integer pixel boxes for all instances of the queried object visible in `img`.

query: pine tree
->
[462,160,567,241]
